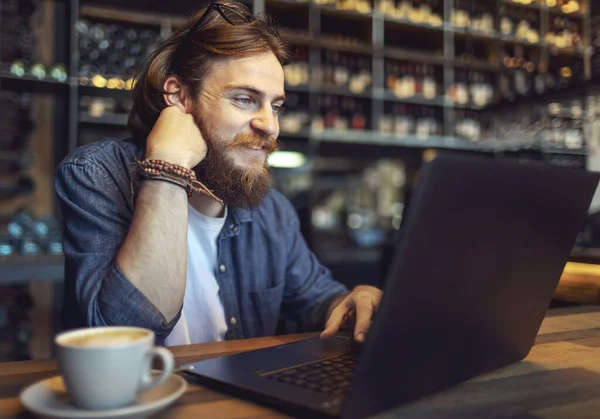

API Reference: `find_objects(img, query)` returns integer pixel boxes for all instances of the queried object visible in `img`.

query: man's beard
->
[193,129,279,208]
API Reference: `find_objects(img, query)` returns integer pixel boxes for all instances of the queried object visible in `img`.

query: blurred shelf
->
[74,113,589,156]
[453,58,499,71]
[79,112,128,126]
[78,84,133,98]
[318,84,372,98]
[450,101,488,110]
[547,110,585,120]
[267,0,309,6]
[0,72,71,93]
[0,255,64,285]
[547,45,578,56]
[286,84,372,98]
[317,4,373,20]
[281,29,374,55]
[453,27,544,47]
[279,129,312,138]
[479,80,591,114]
[498,34,544,47]
[77,0,213,21]
[79,5,185,27]
[452,27,500,42]
[499,0,541,11]
[285,84,311,93]
[312,130,589,155]
[313,130,474,150]
[542,145,588,155]
[381,15,444,32]
[548,7,585,18]
[499,0,585,18]
[382,46,445,65]
[377,89,446,107]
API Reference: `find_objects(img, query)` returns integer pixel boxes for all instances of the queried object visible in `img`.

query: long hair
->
[127,1,290,140]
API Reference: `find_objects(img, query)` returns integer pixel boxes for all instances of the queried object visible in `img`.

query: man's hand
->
[145,106,207,169]
[320,285,383,343]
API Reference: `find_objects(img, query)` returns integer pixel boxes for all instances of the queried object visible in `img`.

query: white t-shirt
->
[164,204,228,346]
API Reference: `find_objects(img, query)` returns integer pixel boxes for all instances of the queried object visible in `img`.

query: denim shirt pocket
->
[247,282,285,337]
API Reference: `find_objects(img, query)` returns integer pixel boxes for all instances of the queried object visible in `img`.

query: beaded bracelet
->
[138,159,196,182]
[132,159,224,205]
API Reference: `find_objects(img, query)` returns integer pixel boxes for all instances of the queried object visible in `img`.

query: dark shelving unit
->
[69,0,593,157]
[0,0,594,284]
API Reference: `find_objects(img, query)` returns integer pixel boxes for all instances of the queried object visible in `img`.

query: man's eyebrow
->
[225,84,286,102]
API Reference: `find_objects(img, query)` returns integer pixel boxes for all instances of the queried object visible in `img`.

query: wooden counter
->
[3,305,600,418]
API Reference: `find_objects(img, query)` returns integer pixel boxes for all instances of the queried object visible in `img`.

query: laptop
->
[181,152,600,419]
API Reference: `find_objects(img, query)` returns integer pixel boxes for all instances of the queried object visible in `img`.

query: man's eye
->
[273,104,286,114]
[235,97,253,105]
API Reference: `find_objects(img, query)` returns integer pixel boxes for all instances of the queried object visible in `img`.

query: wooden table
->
[3,305,600,419]
[555,262,600,305]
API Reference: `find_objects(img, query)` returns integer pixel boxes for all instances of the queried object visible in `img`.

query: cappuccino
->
[61,330,148,348]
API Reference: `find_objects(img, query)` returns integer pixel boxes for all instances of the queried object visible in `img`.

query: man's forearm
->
[116,181,188,322]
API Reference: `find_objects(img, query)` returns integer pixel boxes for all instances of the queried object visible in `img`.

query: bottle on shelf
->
[279,92,309,134]
[425,0,443,27]
[454,110,481,141]
[312,95,366,133]
[545,16,581,49]
[414,106,441,139]
[448,69,469,106]
[395,0,412,20]
[512,45,533,97]
[350,102,367,130]
[470,2,494,34]
[422,65,437,100]
[378,113,394,134]
[283,47,309,87]
[392,104,415,137]
[515,10,540,43]
[377,0,395,17]
[499,4,515,37]
[348,56,372,94]
[337,97,352,131]
[451,0,471,29]
[469,71,494,107]
[409,0,428,24]
[76,18,161,80]
[547,0,581,15]
[333,54,350,87]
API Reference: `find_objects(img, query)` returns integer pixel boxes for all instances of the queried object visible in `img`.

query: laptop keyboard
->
[264,353,358,395]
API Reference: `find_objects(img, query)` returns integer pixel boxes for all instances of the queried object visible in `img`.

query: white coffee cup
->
[55,326,174,410]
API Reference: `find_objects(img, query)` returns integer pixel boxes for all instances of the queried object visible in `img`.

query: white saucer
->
[20,372,187,419]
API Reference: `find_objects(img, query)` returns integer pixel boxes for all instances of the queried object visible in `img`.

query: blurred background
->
[1,0,600,361]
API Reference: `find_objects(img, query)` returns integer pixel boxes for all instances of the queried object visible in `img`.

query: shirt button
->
[230,224,239,233]
[230,317,237,325]
[219,264,226,273]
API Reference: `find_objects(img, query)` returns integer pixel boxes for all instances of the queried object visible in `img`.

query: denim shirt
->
[54,138,349,345]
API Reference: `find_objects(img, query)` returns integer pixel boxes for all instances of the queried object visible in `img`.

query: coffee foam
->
[60,330,148,348]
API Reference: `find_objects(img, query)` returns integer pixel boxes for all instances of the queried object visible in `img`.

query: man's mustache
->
[225,133,280,154]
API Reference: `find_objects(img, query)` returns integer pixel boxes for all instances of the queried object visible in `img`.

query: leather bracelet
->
[132,159,224,204]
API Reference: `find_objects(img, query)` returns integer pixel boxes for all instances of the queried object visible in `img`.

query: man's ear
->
[163,76,193,113]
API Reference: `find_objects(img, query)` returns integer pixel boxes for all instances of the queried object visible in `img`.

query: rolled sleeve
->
[55,159,180,342]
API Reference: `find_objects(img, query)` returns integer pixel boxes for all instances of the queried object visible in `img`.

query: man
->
[55,0,382,346]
